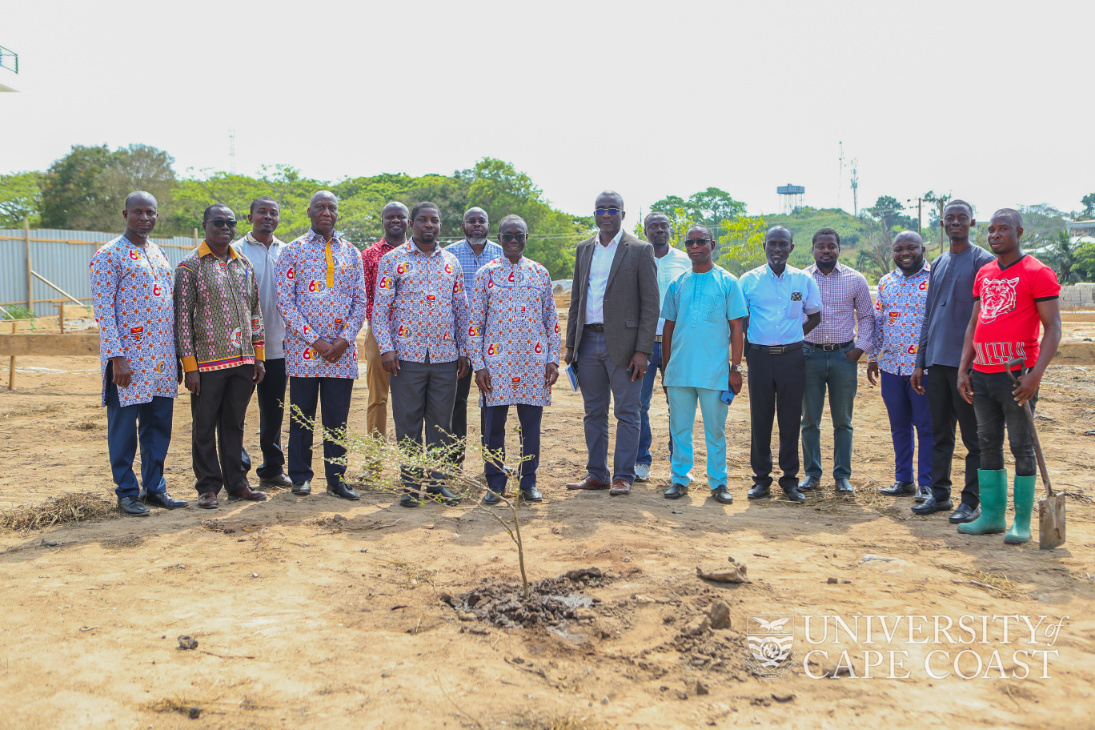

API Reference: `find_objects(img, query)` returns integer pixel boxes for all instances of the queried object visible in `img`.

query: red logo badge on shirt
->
[508,271,516,283]
[378,276,393,290]
[286,267,295,280]
[511,377,521,384]
[979,277,1019,323]
[396,262,412,275]
[487,343,502,356]
[152,284,163,297]
[129,326,143,343]
[444,263,454,274]
[907,344,918,355]
[554,323,560,334]
[231,328,243,346]
[468,325,481,337]
[303,347,319,360]
[919,280,929,291]
[129,250,140,261]
[398,325,411,337]
[453,280,463,293]
[426,294,437,301]
[251,317,260,330]
[153,361,165,373]
[307,280,325,293]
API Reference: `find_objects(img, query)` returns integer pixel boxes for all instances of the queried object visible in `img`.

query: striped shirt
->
[804,262,874,351]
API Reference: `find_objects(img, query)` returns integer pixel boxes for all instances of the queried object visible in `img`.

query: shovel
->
[1005,359,1065,549]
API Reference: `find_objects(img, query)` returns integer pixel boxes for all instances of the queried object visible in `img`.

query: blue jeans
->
[667,386,728,487]
[880,370,933,486]
[637,341,671,466]
[106,374,174,499]
[800,343,858,479]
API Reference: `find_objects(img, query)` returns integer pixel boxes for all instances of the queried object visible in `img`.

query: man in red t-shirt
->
[956,208,1062,543]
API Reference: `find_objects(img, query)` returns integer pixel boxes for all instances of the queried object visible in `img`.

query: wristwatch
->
[731,364,744,373]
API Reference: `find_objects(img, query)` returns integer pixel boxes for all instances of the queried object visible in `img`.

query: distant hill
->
[754,207,874,268]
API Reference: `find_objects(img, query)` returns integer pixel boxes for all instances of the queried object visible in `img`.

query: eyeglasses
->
[594,207,621,216]
[208,218,237,228]
[684,238,710,247]
[500,233,527,243]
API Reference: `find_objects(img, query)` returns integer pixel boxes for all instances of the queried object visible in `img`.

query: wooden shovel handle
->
[1004,359,1054,498]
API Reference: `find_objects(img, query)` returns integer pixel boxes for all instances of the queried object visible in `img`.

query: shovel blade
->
[1038,496,1066,550]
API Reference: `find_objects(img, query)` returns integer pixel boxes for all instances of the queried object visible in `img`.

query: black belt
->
[585,323,605,332]
[806,340,854,352]
[749,341,803,355]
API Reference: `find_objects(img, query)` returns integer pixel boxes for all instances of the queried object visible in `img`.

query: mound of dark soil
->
[440,567,613,629]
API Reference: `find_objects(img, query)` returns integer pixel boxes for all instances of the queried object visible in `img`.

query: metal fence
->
[0,227,199,317]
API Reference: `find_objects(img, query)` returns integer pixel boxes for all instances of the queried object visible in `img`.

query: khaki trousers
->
[363,323,390,437]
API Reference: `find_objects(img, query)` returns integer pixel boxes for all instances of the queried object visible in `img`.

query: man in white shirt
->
[235,196,292,489]
[634,212,692,482]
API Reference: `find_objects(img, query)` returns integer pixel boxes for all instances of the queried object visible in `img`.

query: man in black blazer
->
[565,191,660,496]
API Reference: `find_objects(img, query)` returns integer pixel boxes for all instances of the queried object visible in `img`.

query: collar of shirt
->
[806,261,849,277]
[902,262,930,278]
[764,262,796,280]
[304,228,341,245]
[198,240,242,260]
[243,231,285,249]
[405,239,443,257]
[596,229,623,249]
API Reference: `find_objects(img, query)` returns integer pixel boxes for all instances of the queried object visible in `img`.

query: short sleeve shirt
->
[660,267,748,391]
[738,264,822,346]
[972,255,1060,373]
[654,246,692,336]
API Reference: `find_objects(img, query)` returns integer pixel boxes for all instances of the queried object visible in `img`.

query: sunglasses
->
[594,207,621,216]
[500,233,527,243]
[684,238,711,247]
[208,218,237,228]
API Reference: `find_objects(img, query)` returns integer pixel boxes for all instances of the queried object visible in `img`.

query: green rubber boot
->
[1004,474,1037,544]
[957,469,1008,535]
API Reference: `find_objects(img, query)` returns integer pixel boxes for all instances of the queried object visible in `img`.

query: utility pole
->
[229,128,237,173]
[850,159,859,217]
[837,141,844,210]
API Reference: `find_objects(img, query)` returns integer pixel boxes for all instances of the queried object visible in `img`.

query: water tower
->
[0,45,18,92]
[777,184,805,214]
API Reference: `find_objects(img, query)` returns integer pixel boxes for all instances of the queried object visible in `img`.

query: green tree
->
[715,215,767,275]
[0,171,42,227]
[1041,229,1083,284]
[40,144,176,232]
[1079,193,1095,220]
[39,144,115,229]
[649,188,746,231]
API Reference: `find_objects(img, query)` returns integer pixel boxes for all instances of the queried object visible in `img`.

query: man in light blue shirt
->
[635,212,693,482]
[660,225,747,504]
[444,207,503,467]
[739,226,822,503]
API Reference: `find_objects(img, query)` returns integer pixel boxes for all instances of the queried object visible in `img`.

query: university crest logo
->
[979,277,1019,323]
[746,615,796,677]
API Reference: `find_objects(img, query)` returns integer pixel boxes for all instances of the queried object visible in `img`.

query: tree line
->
[2,145,1094,282]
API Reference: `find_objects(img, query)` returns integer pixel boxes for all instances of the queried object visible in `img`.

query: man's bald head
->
[595,190,624,210]
[310,190,337,208]
[125,191,157,211]
[766,225,793,244]
[893,230,923,247]
[991,208,1023,228]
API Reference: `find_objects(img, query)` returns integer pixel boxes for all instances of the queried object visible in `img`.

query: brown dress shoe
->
[609,479,632,496]
[197,492,219,509]
[566,476,610,491]
[227,486,268,501]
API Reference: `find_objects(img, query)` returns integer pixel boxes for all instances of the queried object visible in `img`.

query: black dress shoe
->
[483,490,503,505]
[327,482,360,501]
[880,481,916,496]
[747,483,771,500]
[949,504,981,524]
[145,492,188,509]
[399,492,421,508]
[798,475,820,491]
[291,480,312,495]
[912,495,953,515]
[835,478,854,494]
[258,474,294,489]
[426,486,461,506]
[118,495,150,516]
[664,483,688,499]
[914,484,931,503]
[712,486,733,504]
[782,486,806,503]
[520,486,543,502]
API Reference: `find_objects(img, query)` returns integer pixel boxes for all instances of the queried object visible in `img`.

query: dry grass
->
[71,419,99,431]
[936,562,1021,598]
[515,716,604,730]
[0,491,118,532]
[0,402,63,421]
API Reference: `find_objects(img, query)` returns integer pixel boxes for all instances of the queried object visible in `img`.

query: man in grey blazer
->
[565,191,660,496]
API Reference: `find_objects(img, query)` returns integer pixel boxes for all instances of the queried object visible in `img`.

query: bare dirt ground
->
[1,332,1094,728]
